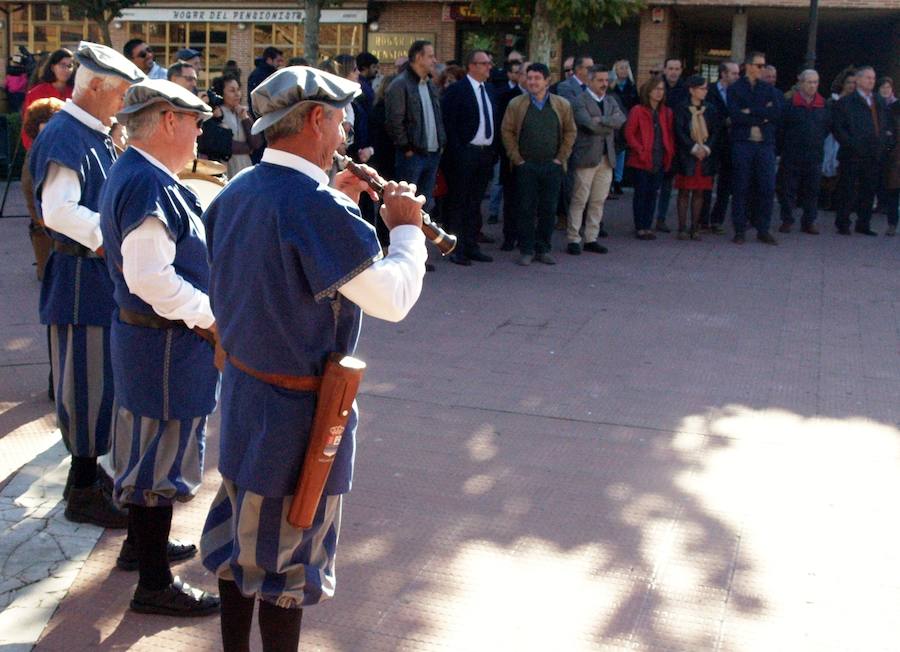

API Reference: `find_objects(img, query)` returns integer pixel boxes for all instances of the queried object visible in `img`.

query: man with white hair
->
[199,65,427,650]
[28,42,144,528]
[777,69,830,234]
[99,78,220,616]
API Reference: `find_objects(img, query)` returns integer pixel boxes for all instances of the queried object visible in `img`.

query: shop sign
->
[448,4,522,21]
[368,32,435,63]
[118,7,367,23]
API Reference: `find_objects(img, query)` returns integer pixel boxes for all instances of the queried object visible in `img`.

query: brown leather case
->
[287,353,366,529]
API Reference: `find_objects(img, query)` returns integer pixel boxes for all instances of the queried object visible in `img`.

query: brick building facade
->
[0,0,898,106]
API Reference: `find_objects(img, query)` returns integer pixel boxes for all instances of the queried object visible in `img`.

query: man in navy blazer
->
[441,49,500,265]
[703,60,739,232]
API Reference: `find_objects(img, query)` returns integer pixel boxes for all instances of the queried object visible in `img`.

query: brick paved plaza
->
[1,186,898,651]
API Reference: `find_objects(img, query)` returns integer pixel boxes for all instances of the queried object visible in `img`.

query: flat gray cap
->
[250,65,361,135]
[75,41,145,83]
[116,79,212,123]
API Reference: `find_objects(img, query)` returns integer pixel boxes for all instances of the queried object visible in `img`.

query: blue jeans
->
[394,151,441,213]
[655,173,673,223]
[614,150,626,184]
[731,141,776,235]
[488,161,502,217]
[632,168,664,231]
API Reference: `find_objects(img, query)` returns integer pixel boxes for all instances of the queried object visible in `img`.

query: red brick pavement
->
[1,190,896,650]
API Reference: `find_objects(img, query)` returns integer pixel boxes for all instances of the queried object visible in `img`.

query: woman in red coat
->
[21,48,74,150]
[624,76,675,240]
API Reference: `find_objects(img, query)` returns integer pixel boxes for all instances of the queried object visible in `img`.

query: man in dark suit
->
[832,65,891,235]
[703,60,739,233]
[441,49,499,265]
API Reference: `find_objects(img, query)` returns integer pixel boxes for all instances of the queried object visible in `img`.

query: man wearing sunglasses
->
[99,78,220,617]
[125,38,167,80]
[167,61,199,95]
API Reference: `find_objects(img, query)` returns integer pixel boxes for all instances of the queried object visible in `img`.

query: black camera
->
[205,89,225,109]
[7,45,37,77]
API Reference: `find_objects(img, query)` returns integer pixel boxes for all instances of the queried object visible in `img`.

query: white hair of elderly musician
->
[121,105,163,141]
[73,65,124,97]
[263,100,335,143]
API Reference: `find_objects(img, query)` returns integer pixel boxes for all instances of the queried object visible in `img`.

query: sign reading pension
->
[118,7,367,23]
[368,33,436,63]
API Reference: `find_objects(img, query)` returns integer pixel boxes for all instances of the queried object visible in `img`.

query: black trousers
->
[708,147,733,226]
[835,158,879,230]
[500,157,518,245]
[444,145,497,255]
[779,161,822,227]
[515,160,563,255]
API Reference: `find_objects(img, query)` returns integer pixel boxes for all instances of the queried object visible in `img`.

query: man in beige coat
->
[567,64,626,254]
[501,63,577,266]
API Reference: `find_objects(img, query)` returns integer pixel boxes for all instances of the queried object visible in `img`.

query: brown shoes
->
[801,224,820,235]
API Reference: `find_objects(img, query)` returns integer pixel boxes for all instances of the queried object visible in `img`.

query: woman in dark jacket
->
[610,59,638,195]
[624,76,675,240]
[673,75,719,239]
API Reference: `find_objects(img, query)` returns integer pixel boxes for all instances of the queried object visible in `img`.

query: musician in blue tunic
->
[28,41,143,528]
[99,79,220,617]
[199,66,428,650]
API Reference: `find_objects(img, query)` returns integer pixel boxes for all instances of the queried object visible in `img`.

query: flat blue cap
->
[250,65,361,135]
[75,41,145,83]
[116,79,213,124]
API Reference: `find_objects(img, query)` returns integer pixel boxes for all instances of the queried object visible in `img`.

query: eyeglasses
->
[135,47,153,59]
[161,110,204,128]
[564,68,573,74]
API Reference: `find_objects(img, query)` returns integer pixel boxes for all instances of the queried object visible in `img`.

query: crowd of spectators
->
[16,39,898,269]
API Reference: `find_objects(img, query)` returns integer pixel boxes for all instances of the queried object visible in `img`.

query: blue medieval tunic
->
[200,150,381,607]
[29,106,116,456]
[99,147,218,506]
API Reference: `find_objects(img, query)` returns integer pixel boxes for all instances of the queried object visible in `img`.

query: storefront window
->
[10,2,99,55]
[124,22,230,87]
[253,24,362,62]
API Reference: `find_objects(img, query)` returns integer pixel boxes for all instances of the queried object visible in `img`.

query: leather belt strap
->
[228,354,322,392]
[53,240,100,258]
[119,307,188,330]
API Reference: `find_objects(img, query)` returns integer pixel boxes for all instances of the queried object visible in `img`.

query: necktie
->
[581,83,587,92]
[479,84,492,141]
[869,98,880,134]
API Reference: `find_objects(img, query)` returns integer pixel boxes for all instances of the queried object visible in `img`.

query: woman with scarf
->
[673,75,719,239]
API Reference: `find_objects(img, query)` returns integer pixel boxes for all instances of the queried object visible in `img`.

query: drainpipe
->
[805,0,819,69]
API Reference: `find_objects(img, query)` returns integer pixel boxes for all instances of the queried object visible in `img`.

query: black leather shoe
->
[65,483,128,528]
[468,250,493,262]
[566,242,582,255]
[449,252,472,266]
[597,227,609,238]
[757,232,778,245]
[854,227,877,236]
[131,577,220,617]
[583,241,608,254]
[64,464,115,501]
[500,239,516,251]
[117,539,198,572]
